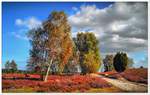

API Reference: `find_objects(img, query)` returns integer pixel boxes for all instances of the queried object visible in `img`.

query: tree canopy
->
[4,60,18,73]
[44,11,73,74]
[75,32,101,74]
[103,55,114,72]
[113,52,128,72]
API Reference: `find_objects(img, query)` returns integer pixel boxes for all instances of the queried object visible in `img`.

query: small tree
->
[10,60,18,73]
[103,55,114,72]
[140,66,144,68]
[113,52,128,72]
[5,60,10,70]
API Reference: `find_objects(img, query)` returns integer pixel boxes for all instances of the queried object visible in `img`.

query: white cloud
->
[14,17,42,41]
[16,19,24,25]
[69,2,148,54]
[11,32,28,41]
[72,7,78,11]
[15,17,42,29]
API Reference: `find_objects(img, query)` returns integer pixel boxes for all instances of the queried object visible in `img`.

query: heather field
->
[2,68,147,93]
[98,68,148,84]
[2,74,119,93]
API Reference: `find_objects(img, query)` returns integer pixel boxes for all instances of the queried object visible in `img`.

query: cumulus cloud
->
[15,17,42,29]
[14,17,42,41]
[68,2,148,54]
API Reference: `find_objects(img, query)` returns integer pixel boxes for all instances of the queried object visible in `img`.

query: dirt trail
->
[102,77,148,92]
[91,74,148,92]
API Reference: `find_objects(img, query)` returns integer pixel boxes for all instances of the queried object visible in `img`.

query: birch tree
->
[43,11,73,81]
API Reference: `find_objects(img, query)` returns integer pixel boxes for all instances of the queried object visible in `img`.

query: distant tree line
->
[4,60,18,73]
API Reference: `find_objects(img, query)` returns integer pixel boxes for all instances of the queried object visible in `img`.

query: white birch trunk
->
[44,58,53,82]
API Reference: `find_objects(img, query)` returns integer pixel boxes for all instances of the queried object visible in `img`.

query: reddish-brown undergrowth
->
[2,74,111,92]
[98,68,148,84]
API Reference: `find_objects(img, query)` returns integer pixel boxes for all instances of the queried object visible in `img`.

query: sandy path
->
[102,77,148,92]
[91,74,148,92]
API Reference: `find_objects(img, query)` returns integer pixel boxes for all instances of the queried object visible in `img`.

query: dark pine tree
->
[113,52,128,72]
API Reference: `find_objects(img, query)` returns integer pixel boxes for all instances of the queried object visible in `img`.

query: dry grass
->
[87,86,123,93]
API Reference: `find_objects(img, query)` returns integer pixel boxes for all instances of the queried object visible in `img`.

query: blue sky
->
[2,2,148,70]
